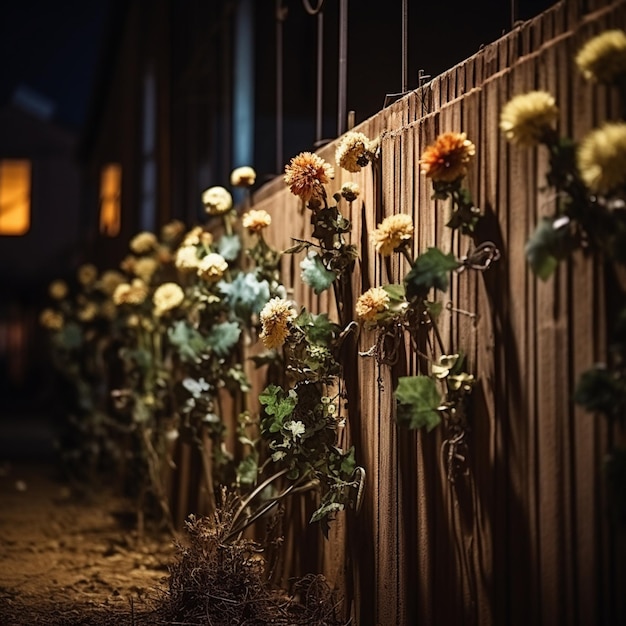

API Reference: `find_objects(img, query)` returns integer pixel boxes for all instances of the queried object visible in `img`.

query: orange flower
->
[419,132,476,183]
[284,152,334,203]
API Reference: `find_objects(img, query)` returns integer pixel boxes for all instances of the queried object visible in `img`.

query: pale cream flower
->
[230,165,257,187]
[335,131,376,172]
[259,297,296,349]
[202,186,233,215]
[153,282,185,316]
[156,244,173,265]
[77,264,98,287]
[369,214,415,256]
[499,91,559,146]
[576,29,626,83]
[129,231,158,254]
[97,270,126,296]
[577,122,626,194]
[39,308,64,330]
[175,245,201,272]
[133,256,159,283]
[355,287,390,321]
[284,152,334,203]
[242,209,272,232]
[197,252,228,283]
[113,279,149,306]
[340,181,360,202]
[419,132,476,182]
[48,280,68,300]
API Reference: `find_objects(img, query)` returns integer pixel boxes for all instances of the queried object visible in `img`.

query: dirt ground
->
[0,463,176,625]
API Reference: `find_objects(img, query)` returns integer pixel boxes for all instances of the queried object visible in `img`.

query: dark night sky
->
[0,1,556,135]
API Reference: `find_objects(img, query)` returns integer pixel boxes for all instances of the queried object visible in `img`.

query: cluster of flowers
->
[499,28,626,521]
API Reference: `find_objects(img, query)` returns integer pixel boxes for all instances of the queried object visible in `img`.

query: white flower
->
[286,420,306,439]
[202,186,233,215]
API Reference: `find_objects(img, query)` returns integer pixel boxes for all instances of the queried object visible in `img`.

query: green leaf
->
[217,234,241,261]
[300,252,337,294]
[168,320,210,362]
[340,447,356,476]
[236,455,258,487]
[573,365,626,418]
[404,247,459,299]
[525,217,570,280]
[219,272,270,319]
[259,385,297,421]
[394,375,442,431]
[206,321,241,357]
[295,309,339,345]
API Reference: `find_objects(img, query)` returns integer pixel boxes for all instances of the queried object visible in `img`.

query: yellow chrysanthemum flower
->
[39,308,64,330]
[153,282,185,316]
[576,29,626,83]
[129,231,158,254]
[242,209,272,232]
[577,122,626,194]
[197,253,229,283]
[259,297,296,349]
[113,279,149,306]
[48,280,68,300]
[160,219,186,243]
[202,186,233,215]
[335,131,376,173]
[355,287,390,321]
[97,270,126,296]
[284,152,334,203]
[499,91,559,146]
[419,132,476,182]
[77,263,98,287]
[369,214,415,257]
[133,256,159,283]
[230,166,257,187]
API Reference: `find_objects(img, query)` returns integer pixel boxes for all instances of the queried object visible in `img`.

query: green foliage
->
[218,273,270,320]
[206,321,242,357]
[573,365,626,420]
[300,252,337,294]
[404,247,460,299]
[217,234,241,261]
[394,375,443,431]
[524,217,572,281]
[168,320,211,363]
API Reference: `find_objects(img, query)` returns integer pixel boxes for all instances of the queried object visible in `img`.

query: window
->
[99,164,122,236]
[0,159,31,236]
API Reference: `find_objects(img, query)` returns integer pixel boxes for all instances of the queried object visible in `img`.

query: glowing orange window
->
[0,160,31,236]
[99,164,122,236]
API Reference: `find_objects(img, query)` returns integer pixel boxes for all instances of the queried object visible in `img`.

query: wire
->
[302,0,324,16]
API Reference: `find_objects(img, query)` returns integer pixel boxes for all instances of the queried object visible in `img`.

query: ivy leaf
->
[217,234,241,261]
[525,217,570,281]
[404,247,459,299]
[206,321,241,357]
[573,364,626,419]
[219,272,270,319]
[340,447,356,476]
[295,309,339,345]
[394,375,442,431]
[300,252,337,294]
[236,455,258,487]
[259,385,297,422]
[168,320,210,362]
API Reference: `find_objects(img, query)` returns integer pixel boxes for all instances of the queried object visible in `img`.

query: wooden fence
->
[240,1,626,624]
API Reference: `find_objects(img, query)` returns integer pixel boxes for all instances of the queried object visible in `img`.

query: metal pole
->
[276,0,284,173]
[402,0,408,93]
[316,11,324,145]
[337,0,348,136]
